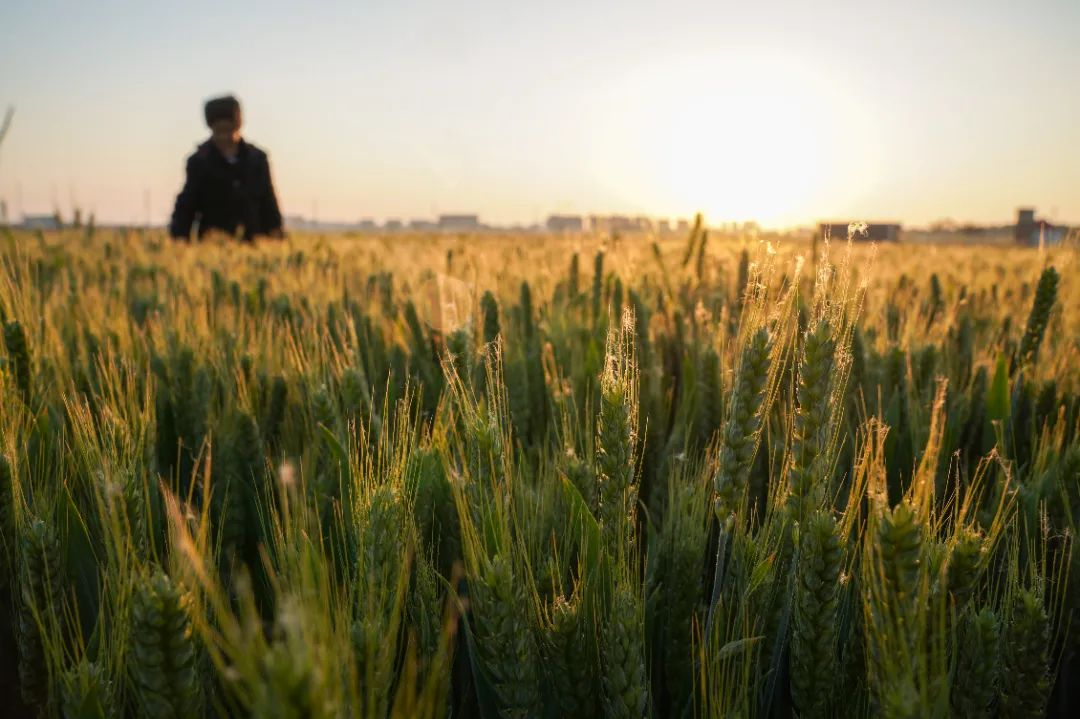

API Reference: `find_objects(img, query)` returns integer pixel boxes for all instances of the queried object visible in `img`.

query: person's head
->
[204,95,242,154]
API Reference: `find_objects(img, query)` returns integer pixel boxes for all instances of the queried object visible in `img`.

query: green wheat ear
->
[591,250,605,329]
[340,365,372,422]
[595,311,638,552]
[736,248,750,310]
[788,319,836,523]
[262,375,289,447]
[519,280,548,441]
[311,382,337,433]
[353,485,407,711]
[17,516,63,708]
[1000,588,1051,718]
[790,510,843,719]
[544,594,599,717]
[130,570,203,719]
[567,252,581,300]
[470,553,541,718]
[3,319,33,404]
[600,582,648,719]
[713,326,771,518]
[480,290,501,345]
[60,658,117,719]
[357,484,405,598]
[408,553,443,662]
[926,272,943,328]
[251,639,315,719]
[563,449,597,512]
[310,383,340,503]
[696,345,724,450]
[951,607,999,718]
[651,472,708,712]
[219,410,262,555]
[1016,266,1058,368]
[945,528,985,607]
[505,353,532,442]
[446,325,474,379]
[877,501,923,601]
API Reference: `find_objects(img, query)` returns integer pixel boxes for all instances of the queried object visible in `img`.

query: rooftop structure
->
[20,214,61,231]
[437,214,480,231]
[546,214,584,232]
[1015,208,1067,246]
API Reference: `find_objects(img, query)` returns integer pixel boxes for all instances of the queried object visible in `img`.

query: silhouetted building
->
[409,219,438,231]
[384,219,403,231]
[589,215,643,233]
[21,214,61,231]
[818,222,901,242]
[438,214,480,231]
[1015,208,1066,246]
[546,214,584,232]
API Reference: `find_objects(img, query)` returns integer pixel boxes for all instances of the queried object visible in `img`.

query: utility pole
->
[0,108,15,222]
[0,106,13,151]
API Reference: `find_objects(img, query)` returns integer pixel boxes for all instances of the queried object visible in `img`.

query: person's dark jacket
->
[169,138,283,241]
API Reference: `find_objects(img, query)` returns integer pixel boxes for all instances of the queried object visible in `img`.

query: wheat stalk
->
[129,570,203,719]
[790,509,843,718]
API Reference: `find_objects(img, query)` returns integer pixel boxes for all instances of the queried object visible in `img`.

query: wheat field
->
[0,225,1076,718]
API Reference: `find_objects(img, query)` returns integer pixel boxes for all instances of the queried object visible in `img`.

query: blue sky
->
[1,0,1078,227]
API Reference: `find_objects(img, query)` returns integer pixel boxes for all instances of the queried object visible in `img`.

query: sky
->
[1,0,1078,229]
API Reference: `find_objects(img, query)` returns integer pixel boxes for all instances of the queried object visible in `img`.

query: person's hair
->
[204,95,242,128]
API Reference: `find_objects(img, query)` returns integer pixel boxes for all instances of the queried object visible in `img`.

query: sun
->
[591,48,864,227]
[655,81,824,225]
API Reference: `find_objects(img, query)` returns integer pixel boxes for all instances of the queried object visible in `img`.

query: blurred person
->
[169,95,283,241]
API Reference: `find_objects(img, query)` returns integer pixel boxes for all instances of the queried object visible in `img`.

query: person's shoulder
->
[188,140,215,166]
[243,140,269,160]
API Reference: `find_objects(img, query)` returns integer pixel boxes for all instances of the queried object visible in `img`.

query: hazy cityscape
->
[4,204,1074,248]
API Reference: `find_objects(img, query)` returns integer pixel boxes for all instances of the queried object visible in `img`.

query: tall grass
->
[0,226,1076,718]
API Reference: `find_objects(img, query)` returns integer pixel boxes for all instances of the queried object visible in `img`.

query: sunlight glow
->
[591,48,877,227]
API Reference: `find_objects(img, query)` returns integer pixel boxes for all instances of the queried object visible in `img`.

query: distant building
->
[384,219,403,231]
[546,214,584,232]
[657,220,671,234]
[675,219,690,233]
[438,214,480,232]
[21,214,61,231]
[818,222,901,242]
[409,219,438,231]
[356,219,378,232]
[1014,208,1066,246]
[589,215,640,234]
